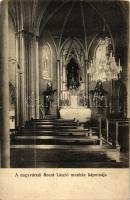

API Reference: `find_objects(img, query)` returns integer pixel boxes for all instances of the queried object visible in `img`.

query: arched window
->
[42,43,52,80]
[95,38,110,62]
[88,37,122,82]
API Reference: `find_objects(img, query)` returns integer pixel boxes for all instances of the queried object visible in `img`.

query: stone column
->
[16,31,39,122]
[127,67,130,118]
[0,0,10,167]
[84,59,88,103]
[127,8,130,118]
[28,34,39,119]
[35,37,40,119]
[86,60,90,107]
[57,60,60,108]
[15,32,25,127]
[60,58,63,100]
[15,36,19,127]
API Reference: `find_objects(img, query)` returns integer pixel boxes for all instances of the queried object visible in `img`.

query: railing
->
[105,118,130,150]
[99,117,103,145]
[97,117,130,151]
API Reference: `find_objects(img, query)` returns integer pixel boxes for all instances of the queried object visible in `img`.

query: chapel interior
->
[0,0,130,168]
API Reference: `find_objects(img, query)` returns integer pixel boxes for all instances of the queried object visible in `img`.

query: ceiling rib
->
[80,2,87,57]
[39,1,68,36]
[58,1,74,52]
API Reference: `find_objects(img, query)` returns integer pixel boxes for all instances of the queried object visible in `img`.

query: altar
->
[59,95,91,122]
[59,55,91,122]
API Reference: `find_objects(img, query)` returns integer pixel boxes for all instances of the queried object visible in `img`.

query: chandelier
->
[87,37,122,82]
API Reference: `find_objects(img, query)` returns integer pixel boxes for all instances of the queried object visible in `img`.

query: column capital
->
[85,59,89,63]
[19,70,24,75]
[15,30,39,41]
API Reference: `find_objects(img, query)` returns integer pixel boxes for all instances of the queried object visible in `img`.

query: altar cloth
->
[59,107,91,122]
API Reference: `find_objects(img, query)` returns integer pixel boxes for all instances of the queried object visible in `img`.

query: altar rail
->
[100,118,130,151]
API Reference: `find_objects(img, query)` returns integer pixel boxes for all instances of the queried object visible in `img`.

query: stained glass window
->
[42,43,52,80]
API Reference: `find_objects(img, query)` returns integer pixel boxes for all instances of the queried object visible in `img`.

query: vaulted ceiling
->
[9,0,128,36]
[9,0,129,63]
[38,0,128,62]
[39,1,128,39]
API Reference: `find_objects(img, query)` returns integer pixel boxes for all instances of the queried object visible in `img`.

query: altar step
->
[19,129,95,135]
[11,118,103,147]
[26,126,78,129]
[27,121,77,126]
[29,119,76,122]
[28,123,77,126]
[25,121,78,129]
[10,118,121,167]
[30,118,75,122]
[22,119,98,133]
[14,131,93,136]
[11,135,99,145]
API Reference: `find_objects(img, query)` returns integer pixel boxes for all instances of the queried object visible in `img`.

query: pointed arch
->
[59,37,86,95]
[59,38,85,66]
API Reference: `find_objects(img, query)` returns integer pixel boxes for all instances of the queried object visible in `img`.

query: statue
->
[90,80,108,107]
[43,81,57,115]
[47,81,52,92]
[66,58,80,90]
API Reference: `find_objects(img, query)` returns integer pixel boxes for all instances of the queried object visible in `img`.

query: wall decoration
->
[42,43,52,80]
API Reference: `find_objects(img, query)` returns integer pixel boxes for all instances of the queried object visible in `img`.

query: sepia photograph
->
[0,1,130,200]
[0,0,129,170]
